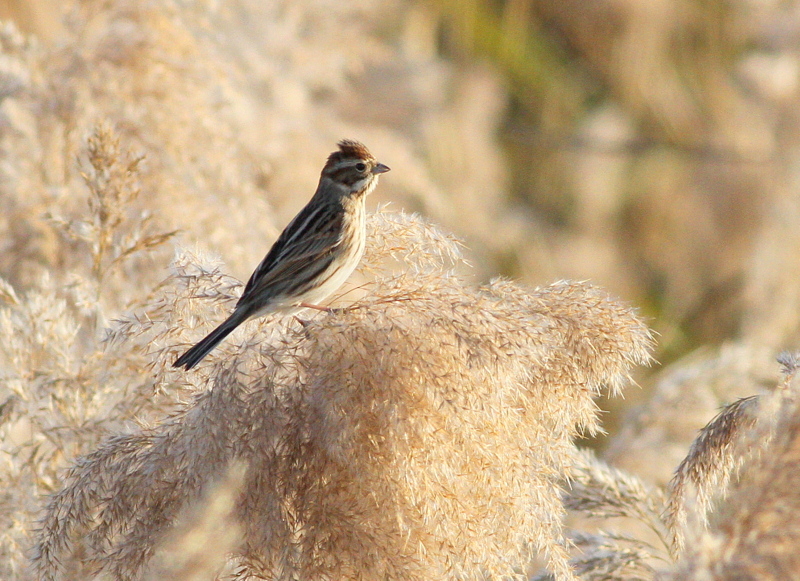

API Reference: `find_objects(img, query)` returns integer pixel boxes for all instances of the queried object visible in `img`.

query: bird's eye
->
[355,162,367,172]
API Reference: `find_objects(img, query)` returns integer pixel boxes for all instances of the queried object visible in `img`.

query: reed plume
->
[32,211,653,581]
[663,354,800,580]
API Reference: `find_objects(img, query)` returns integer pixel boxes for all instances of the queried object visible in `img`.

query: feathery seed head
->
[31,212,654,581]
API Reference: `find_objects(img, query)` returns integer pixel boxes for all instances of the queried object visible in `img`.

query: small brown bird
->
[173,140,389,370]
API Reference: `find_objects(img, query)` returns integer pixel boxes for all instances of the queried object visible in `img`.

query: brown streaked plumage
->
[173,140,389,370]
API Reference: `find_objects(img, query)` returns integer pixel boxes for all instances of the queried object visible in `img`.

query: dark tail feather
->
[173,312,246,370]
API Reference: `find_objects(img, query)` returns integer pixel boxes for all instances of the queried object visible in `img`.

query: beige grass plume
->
[31,210,653,580]
[664,353,800,580]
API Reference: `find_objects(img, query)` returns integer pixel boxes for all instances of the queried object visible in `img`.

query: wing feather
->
[238,200,344,309]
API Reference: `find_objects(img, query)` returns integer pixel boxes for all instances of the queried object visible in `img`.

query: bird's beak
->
[372,163,390,175]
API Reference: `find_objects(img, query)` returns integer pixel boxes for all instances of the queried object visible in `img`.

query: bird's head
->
[321,139,390,198]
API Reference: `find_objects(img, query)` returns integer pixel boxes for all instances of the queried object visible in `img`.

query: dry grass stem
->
[45,123,178,314]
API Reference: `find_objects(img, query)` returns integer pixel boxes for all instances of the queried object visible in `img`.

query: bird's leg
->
[298,302,332,312]
[292,304,340,335]
[292,304,330,329]
[298,302,347,315]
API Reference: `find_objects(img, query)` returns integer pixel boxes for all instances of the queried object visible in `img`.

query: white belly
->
[271,198,366,314]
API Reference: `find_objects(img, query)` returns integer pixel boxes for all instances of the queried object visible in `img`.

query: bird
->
[173,140,389,370]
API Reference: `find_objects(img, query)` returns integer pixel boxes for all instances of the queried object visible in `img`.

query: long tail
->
[173,311,248,370]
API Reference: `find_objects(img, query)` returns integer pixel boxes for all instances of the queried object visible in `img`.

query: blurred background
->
[0,0,798,481]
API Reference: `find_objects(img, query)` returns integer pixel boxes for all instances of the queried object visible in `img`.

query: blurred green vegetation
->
[428,0,784,364]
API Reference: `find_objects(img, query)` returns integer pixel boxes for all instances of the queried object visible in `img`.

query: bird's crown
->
[327,140,374,166]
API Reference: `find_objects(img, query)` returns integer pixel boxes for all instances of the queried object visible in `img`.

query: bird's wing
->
[238,200,344,306]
